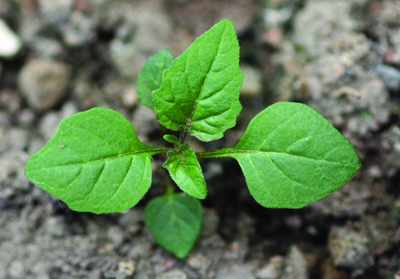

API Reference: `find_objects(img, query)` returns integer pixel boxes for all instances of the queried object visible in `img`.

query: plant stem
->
[195,148,235,159]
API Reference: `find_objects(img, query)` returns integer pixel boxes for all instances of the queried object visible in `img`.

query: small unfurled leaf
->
[163,143,207,199]
[163,134,181,146]
[25,108,167,213]
[197,102,360,208]
[153,19,243,142]
[137,50,173,110]
[145,193,202,258]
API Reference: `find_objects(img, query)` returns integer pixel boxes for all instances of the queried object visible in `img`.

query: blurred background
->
[1,0,400,278]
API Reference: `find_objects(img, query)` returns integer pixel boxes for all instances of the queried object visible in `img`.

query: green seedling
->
[25,20,360,259]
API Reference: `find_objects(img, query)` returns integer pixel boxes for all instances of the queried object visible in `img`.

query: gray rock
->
[375,64,400,92]
[0,19,21,57]
[107,227,124,248]
[156,269,187,279]
[8,260,25,279]
[30,38,63,59]
[17,109,36,128]
[0,151,30,196]
[106,1,172,78]
[256,256,283,279]
[131,105,158,140]
[119,208,144,235]
[0,127,29,153]
[60,12,95,47]
[117,261,136,278]
[187,253,211,274]
[38,101,77,140]
[44,217,67,237]
[215,263,256,279]
[240,65,263,98]
[328,226,374,269]
[19,60,71,111]
[37,0,74,25]
[281,246,307,279]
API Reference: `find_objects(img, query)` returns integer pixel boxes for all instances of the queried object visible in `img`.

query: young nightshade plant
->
[25,20,360,259]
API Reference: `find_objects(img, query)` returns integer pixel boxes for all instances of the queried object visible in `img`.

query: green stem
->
[178,129,188,145]
[164,175,175,196]
[195,148,236,159]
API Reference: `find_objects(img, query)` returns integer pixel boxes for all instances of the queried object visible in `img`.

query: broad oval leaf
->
[163,143,207,199]
[229,102,360,208]
[153,19,243,141]
[137,50,173,110]
[25,108,167,213]
[145,193,202,259]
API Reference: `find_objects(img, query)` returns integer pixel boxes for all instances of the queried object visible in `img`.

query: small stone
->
[131,105,158,139]
[157,269,187,279]
[240,65,263,98]
[38,0,74,24]
[256,256,283,279]
[187,253,210,272]
[375,64,400,92]
[8,261,25,279]
[17,109,35,127]
[107,227,124,247]
[0,19,21,57]
[19,60,71,111]
[281,246,307,279]
[215,263,256,279]
[123,86,139,108]
[39,111,62,141]
[118,261,135,276]
[328,226,374,269]
[44,217,67,237]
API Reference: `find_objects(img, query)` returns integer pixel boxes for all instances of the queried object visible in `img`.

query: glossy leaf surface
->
[153,19,243,141]
[137,50,173,110]
[25,108,167,213]
[145,193,202,258]
[163,143,207,199]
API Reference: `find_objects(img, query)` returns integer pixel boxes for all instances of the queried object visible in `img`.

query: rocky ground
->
[1,0,400,278]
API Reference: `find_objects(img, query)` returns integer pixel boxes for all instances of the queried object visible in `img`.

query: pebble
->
[240,65,263,98]
[8,261,25,279]
[38,0,74,24]
[107,227,124,248]
[328,226,373,268]
[215,263,256,279]
[156,269,187,279]
[375,64,400,92]
[281,246,307,279]
[0,19,21,57]
[118,261,135,277]
[44,217,67,237]
[17,109,36,128]
[256,256,283,279]
[19,59,71,111]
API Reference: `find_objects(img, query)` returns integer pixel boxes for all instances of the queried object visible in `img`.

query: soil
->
[1,0,400,278]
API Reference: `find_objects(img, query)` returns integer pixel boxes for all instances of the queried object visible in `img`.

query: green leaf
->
[163,143,207,199]
[163,134,181,146]
[145,193,202,258]
[25,108,168,213]
[197,102,360,208]
[153,19,243,142]
[137,50,173,110]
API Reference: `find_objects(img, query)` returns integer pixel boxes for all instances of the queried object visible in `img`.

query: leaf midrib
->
[181,23,227,137]
[28,147,168,171]
[196,149,356,167]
